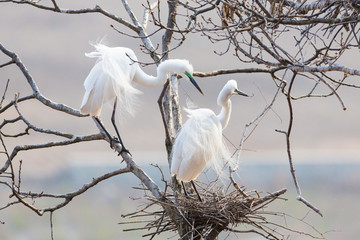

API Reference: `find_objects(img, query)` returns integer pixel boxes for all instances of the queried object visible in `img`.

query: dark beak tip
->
[188,75,204,96]
[197,88,204,96]
[236,89,249,97]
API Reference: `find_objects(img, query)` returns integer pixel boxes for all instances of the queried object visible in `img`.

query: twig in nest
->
[121,186,288,239]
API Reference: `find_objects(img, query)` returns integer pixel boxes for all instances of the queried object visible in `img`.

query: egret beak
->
[235,89,249,97]
[185,72,204,96]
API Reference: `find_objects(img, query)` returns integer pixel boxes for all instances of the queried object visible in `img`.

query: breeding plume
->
[80,43,203,153]
[170,80,248,200]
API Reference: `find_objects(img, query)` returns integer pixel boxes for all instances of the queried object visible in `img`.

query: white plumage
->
[80,44,140,117]
[171,80,248,182]
[79,43,204,153]
[171,108,226,181]
[80,43,203,117]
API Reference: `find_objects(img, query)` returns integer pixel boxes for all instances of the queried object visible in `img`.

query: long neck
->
[217,98,232,129]
[133,64,168,87]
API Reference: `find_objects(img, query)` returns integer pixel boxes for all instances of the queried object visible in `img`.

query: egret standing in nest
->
[170,80,249,201]
[80,43,204,154]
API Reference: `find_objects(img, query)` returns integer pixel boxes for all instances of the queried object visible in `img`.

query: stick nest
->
[176,187,286,228]
[120,185,287,239]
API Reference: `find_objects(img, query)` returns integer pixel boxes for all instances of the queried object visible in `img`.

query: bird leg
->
[181,181,189,197]
[181,181,202,202]
[94,117,120,149]
[190,180,203,202]
[111,97,131,156]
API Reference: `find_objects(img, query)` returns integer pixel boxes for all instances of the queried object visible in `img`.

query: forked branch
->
[276,72,323,217]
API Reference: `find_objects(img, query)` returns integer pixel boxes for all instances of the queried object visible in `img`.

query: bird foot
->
[109,137,120,149]
[118,146,132,157]
[109,137,132,157]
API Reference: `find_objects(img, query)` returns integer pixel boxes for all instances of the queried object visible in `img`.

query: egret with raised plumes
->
[170,80,249,201]
[80,43,204,154]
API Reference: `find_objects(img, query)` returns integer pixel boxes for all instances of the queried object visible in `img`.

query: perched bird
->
[170,80,248,200]
[80,43,204,153]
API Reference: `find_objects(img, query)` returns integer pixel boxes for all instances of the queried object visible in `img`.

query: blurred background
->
[0,1,359,239]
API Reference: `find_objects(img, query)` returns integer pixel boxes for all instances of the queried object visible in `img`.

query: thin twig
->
[50,211,55,240]
[0,79,10,108]
[276,72,323,217]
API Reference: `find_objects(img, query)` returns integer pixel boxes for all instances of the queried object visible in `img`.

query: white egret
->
[80,43,204,153]
[170,80,248,201]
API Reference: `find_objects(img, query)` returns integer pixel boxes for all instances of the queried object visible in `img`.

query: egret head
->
[218,80,248,105]
[227,80,249,96]
[159,59,204,95]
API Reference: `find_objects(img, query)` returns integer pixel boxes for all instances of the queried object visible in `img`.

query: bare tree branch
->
[142,0,163,29]
[0,0,139,32]
[0,42,83,117]
[2,0,358,238]
[276,72,323,217]
[0,79,10,109]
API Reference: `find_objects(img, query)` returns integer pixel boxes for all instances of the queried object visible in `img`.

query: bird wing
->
[80,63,114,116]
[80,44,142,117]
[171,108,228,182]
